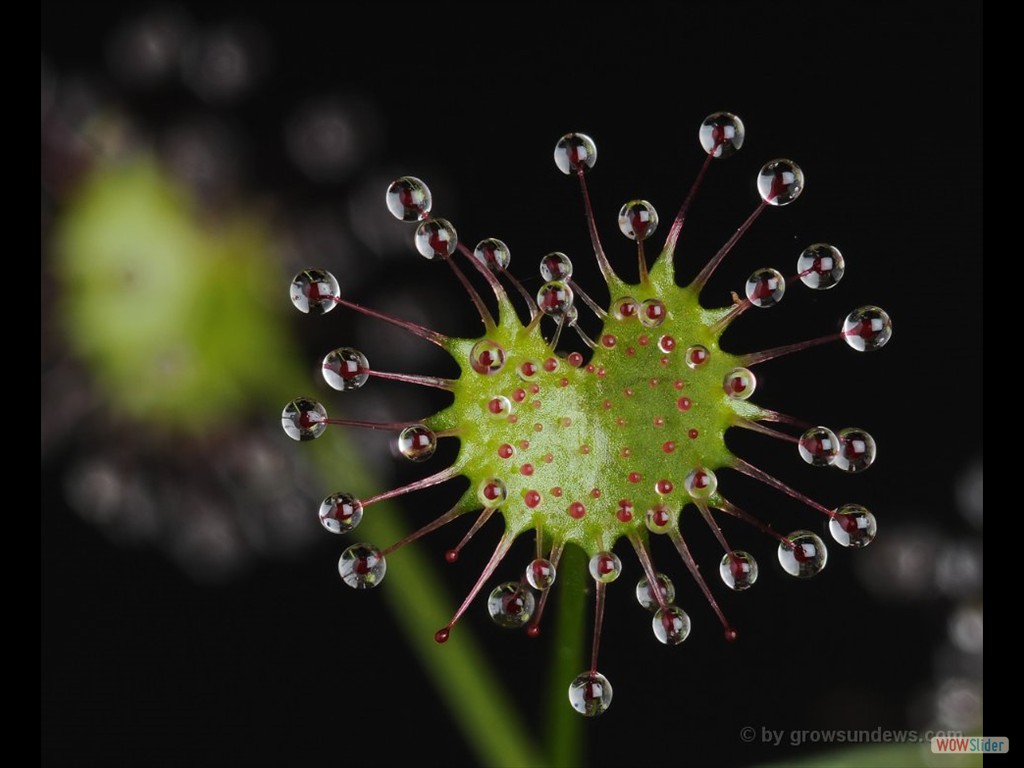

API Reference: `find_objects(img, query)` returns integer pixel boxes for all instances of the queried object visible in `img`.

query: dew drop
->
[639,298,667,327]
[797,243,845,290]
[568,671,612,717]
[470,339,506,374]
[723,367,756,399]
[645,503,674,534]
[829,503,878,547]
[290,268,340,315]
[478,477,507,506]
[617,200,659,241]
[720,550,758,590]
[778,531,828,578]
[539,251,573,281]
[589,551,622,583]
[636,573,676,611]
[757,159,804,206]
[385,176,432,222]
[684,467,717,499]
[554,133,597,175]
[322,347,370,391]
[832,428,876,473]
[537,280,574,317]
[487,582,536,629]
[414,217,458,260]
[843,306,892,351]
[338,543,386,589]
[699,111,745,158]
[686,345,709,369]
[319,492,363,534]
[526,558,557,590]
[653,606,691,645]
[745,268,786,308]
[397,424,437,462]
[473,237,510,272]
[798,426,839,467]
[281,397,328,441]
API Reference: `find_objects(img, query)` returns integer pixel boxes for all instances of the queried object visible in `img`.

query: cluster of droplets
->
[283,111,891,716]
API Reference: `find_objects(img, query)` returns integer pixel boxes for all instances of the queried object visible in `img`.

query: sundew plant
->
[284,112,891,717]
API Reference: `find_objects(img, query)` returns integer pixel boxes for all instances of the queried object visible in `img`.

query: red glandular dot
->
[626,347,636,357]
[603,400,613,410]
[628,472,643,484]
[569,502,586,519]
[620,448,632,458]
[519,440,530,449]
[638,335,650,346]
[534,423,543,432]
[590,488,601,499]
[525,490,542,508]
[677,397,692,412]
[653,417,665,427]
[530,384,540,394]
[543,453,553,463]
[551,487,563,497]
[567,352,584,367]
[656,479,674,494]
[559,378,569,387]
[688,429,699,440]
[602,334,617,348]
[663,441,676,453]
[561,417,572,427]
[617,499,634,522]
[580,445,591,455]
[520,463,535,476]
[498,444,514,459]
[544,357,558,372]
[513,388,527,402]
[674,380,684,390]
[659,335,676,352]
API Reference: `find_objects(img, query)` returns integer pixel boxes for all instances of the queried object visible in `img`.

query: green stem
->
[544,544,587,767]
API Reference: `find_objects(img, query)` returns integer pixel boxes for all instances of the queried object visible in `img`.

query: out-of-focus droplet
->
[181,23,265,104]
[107,7,190,87]
[537,280,574,317]
[636,573,675,611]
[319,492,363,534]
[474,238,510,272]
[281,397,328,441]
[287,97,376,184]
[338,543,386,588]
[554,133,597,175]
[290,268,339,315]
[539,252,573,281]
[778,531,828,577]
[757,159,804,206]
[487,582,536,628]
[322,347,369,391]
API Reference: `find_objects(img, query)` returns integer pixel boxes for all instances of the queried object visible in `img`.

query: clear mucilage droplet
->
[385,176,432,222]
[469,339,506,375]
[414,218,458,260]
[397,424,437,462]
[322,347,370,391]
[539,252,573,281]
[829,504,878,547]
[639,298,667,327]
[684,468,717,499]
[554,133,597,175]
[723,367,756,399]
[474,238,511,272]
[477,477,507,506]
[636,573,676,611]
[338,543,386,588]
[537,280,574,317]
[281,397,328,441]
[699,112,745,158]
[568,671,612,717]
[843,306,892,351]
[290,268,340,315]
[798,426,839,467]
[589,551,622,583]
[719,550,758,590]
[686,344,709,368]
[757,159,804,206]
[487,582,536,628]
[617,200,659,241]
[526,558,557,590]
[745,268,786,308]
[652,605,691,645]
[319,492,363,534]
[778,531,828,578]
[797,243,845,290]
[832,427,876,473]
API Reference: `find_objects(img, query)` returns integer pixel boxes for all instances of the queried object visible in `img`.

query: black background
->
[42,2,983,766]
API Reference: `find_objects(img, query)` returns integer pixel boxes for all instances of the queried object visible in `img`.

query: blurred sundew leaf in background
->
[55,156,301,431]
